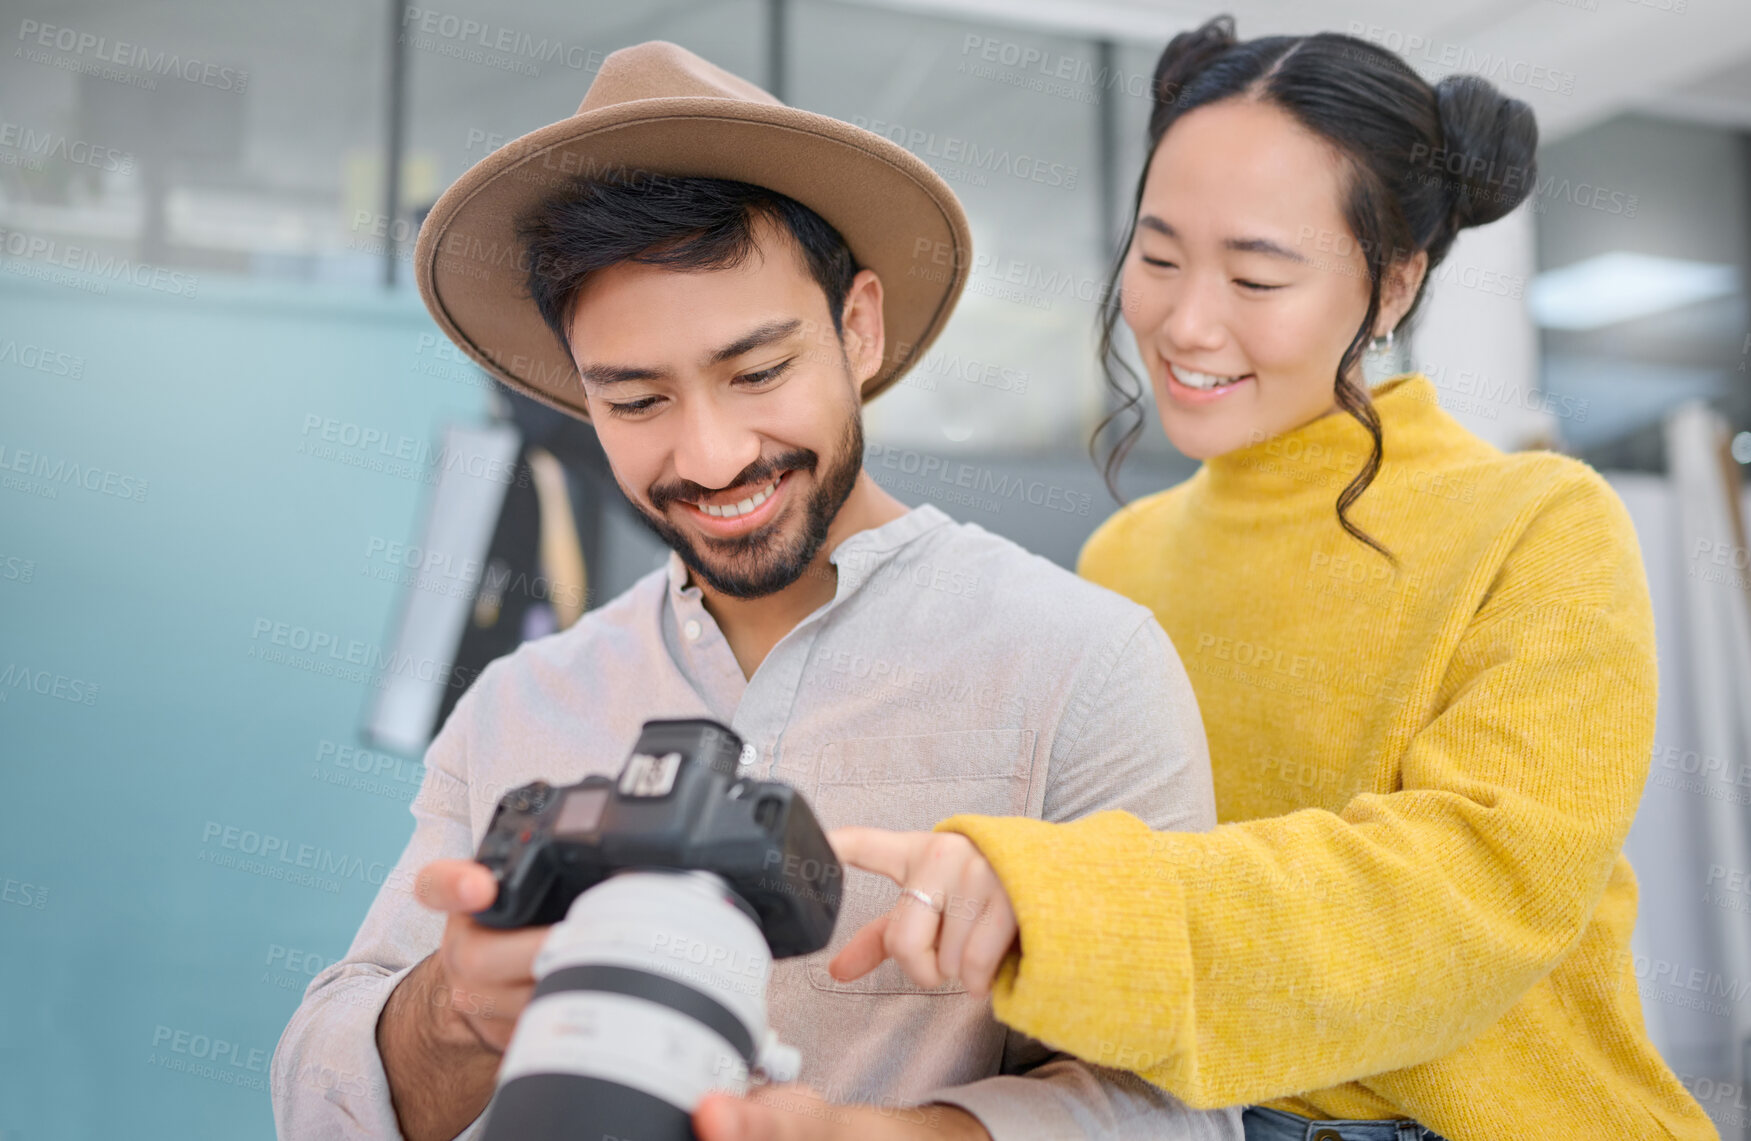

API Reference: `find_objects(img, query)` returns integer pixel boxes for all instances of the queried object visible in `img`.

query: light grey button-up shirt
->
[271,503,1242,1141]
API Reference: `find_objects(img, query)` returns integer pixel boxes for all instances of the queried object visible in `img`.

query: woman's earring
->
[1368,327,1396,353]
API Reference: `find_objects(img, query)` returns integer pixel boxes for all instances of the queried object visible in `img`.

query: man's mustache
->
[647,448,818,513]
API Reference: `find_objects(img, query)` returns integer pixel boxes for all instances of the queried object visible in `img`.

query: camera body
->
[474,718,841,958]
[472,719,842,1141]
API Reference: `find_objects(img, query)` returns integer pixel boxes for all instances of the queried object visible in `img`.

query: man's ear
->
[1377,249,1428,337]
[838,269,885,390]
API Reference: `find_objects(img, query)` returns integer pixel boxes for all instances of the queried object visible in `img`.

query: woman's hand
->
[825,828,1018,999]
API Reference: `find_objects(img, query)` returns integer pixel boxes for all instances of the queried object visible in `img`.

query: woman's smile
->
[1164,360,1256,404]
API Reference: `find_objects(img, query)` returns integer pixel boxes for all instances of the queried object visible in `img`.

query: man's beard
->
[617,412,865,599]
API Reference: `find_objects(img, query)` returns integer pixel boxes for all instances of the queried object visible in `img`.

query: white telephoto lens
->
[481,870,781,1141]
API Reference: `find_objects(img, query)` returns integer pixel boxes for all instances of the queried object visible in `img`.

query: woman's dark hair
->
[517,174,860,358]
[1093,15,1538,558]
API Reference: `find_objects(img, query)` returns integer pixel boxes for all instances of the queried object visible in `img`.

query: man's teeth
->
[1174,365,1246,390]
[700,478,778,518]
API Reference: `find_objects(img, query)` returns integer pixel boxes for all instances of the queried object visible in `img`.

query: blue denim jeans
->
[1242,1104,1449,1141]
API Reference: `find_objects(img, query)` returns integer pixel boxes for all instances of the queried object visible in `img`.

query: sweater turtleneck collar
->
[1199,373,1453,508]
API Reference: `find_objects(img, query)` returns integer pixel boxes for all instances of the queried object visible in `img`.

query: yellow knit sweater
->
[936,374,1717,1139]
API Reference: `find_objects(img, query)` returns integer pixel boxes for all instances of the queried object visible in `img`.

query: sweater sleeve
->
[936,472,1659,1109]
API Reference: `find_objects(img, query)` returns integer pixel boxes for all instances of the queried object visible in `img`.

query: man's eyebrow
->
[576,318,806,386]
[579,363,668,386]
[1137,214,1310,263]
[704,318,803,367]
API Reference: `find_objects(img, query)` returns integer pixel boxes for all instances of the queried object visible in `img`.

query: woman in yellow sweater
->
[827,16,1717,1141]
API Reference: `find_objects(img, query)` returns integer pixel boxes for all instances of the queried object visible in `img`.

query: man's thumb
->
[695,1087,827,1141]
[693,1092,753,1141]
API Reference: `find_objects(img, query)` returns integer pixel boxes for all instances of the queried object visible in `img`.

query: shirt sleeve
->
[269,672,492,1141]
[923,616,1241,1139]
[934,477,1659,1110]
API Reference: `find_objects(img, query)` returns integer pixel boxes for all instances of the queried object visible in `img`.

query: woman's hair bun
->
[1152,16,1237,110]
[1432,73,1540,229]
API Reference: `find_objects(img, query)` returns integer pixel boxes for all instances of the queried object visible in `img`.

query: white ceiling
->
[1653,53,1751,132]
[844,0,1751,141]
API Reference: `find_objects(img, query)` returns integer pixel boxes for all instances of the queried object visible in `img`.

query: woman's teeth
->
[1173,364,1247,390]
[699,477,778,518]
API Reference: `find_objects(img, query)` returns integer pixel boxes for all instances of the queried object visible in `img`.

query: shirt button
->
[683,619,701,641]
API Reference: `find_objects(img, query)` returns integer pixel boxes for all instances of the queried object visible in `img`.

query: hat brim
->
[414,97,972,423]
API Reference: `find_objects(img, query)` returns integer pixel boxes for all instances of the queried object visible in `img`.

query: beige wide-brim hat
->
[414,40,973,423]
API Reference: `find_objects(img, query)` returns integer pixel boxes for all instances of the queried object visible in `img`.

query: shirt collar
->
[663,503,953,605]
[664,548,694,601]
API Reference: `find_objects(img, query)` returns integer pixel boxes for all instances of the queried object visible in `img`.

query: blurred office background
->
[3,0,1751,1136]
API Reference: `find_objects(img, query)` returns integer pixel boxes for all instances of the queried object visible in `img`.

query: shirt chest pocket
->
[804,728,1037,996]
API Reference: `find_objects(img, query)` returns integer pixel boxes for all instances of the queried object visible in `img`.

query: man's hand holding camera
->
[412,858,545,1051]
[375,858,547,1141]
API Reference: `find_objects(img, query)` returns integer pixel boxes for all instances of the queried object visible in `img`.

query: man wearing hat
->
[271,41,1239,1141]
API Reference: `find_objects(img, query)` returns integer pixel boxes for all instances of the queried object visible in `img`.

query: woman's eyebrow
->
[1137,214,1310,263]
[1226,236,1310,262]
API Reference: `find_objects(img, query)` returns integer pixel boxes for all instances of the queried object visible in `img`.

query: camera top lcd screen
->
[555,787,610,835]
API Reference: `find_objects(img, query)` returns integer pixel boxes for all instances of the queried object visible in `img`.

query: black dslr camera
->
[472,719,842,1141]
[472,717,841,956]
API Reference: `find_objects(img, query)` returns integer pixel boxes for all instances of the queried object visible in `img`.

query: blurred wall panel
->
[0,272,488,1139]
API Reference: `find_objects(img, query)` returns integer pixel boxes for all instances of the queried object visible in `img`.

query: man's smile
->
[675,470,793,538]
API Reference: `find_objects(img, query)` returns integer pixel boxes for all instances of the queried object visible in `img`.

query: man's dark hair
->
[516,175,861,357]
